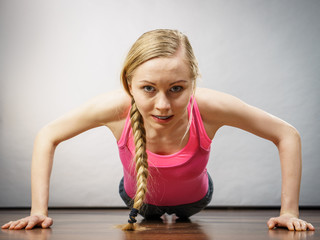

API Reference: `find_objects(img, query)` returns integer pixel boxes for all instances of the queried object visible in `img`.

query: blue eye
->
[143,86,155,92]
[170,86,183,92]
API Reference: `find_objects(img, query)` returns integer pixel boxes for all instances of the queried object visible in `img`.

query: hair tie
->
[128,208,139,224]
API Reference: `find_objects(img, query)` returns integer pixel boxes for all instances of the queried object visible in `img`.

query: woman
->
[1,29,314,231]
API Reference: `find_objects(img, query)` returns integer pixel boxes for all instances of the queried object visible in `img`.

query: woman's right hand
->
[1,214,53,230]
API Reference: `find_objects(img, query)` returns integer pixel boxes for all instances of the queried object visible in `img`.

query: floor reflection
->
[269,228,315,240]
[1,228,52,240]
[121,214,210,240]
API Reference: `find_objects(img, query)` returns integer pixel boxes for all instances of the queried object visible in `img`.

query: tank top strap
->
[117,107,132,148]
[191,96,212,151]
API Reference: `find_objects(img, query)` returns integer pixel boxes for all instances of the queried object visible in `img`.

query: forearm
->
[277,128,302,217]
[30,129,57,216]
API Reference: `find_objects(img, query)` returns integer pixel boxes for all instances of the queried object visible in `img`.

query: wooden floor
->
[0,208,319,240]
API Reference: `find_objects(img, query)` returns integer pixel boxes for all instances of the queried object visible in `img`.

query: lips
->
[154,115,172,120]
[152,115,174,122]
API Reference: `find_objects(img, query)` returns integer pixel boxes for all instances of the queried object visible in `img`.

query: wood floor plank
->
[0,209,318,240]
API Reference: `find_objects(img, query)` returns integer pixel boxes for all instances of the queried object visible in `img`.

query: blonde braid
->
[122,100,149,231]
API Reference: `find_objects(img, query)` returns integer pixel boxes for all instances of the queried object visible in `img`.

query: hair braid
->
[122,99,149,231]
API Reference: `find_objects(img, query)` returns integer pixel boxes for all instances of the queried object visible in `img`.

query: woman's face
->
[129,51,194,131]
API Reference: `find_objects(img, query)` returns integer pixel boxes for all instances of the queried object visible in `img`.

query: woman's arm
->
[196,88,314,231]
[1,89,131,230]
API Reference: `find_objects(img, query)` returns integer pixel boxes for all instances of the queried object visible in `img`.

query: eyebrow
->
[139,80,188,86]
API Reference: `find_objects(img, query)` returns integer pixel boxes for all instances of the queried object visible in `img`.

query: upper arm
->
[195,88,298,144]
[40,89,131,146]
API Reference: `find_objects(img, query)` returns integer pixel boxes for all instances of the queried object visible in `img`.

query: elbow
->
[287,126,301,143]
[273,125,301,148]
[292,127,301,140]
[36,125,61,148]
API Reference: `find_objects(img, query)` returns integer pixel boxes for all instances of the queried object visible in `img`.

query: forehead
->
[132,55,191,83]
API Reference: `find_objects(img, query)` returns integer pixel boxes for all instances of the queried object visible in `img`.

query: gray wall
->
[0,0,319,207]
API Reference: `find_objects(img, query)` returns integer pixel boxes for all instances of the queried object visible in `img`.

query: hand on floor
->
[1,214,53,230]
[267,213,315,231]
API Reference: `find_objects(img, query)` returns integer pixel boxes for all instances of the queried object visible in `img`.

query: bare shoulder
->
[84,88,131,125]
[195,88,236,122]
[194,88,224,138]
[88,89,131,140]
[195,87,226,108]
[195,88,248,138]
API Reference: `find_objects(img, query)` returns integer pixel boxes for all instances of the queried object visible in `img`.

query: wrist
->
[31,208,48,217]
[280,197,299,218]
[280,209,299,218]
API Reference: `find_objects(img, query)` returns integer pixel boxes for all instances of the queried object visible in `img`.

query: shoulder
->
[195,87,226,109]
[84,89,131,125]
[195,88,235,122]
[80,88,132,140]
[194,88,248,138]
[194,88,224,138]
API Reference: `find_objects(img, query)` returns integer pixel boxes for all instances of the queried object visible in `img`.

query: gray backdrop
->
[0,0,319,207]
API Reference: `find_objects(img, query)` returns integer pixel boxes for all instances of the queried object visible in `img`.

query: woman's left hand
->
[267,213,315,231]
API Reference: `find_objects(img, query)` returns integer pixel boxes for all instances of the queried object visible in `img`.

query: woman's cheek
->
[135,97,153,114]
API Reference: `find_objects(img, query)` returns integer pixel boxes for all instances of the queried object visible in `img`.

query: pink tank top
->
[117,97,212,206]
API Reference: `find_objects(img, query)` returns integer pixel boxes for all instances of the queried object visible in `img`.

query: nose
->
[155,93,171,111]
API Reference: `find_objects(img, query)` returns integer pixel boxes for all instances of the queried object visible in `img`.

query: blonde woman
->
[2,29,315,231]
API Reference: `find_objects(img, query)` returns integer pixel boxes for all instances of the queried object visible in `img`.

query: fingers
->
[25,215,42,230]
[267,218,277,229]
[306,222,315,231]
[300,221,307,231]
[287,219,315,231]
[292,220,302,231]
[14,220,28,230]
[25,220,38,230]
[7,220,25,230]
[9,220,20,230]
[291,220,315,231]
[287,222,295,231]
[1,221,12,229]
[2,219,28,230]
[41,217,53,229]
[296,221,315,231]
